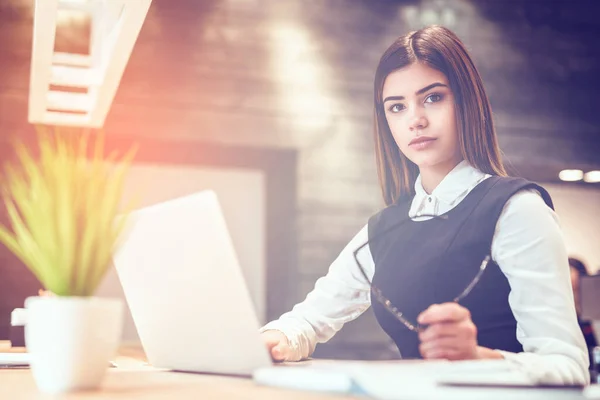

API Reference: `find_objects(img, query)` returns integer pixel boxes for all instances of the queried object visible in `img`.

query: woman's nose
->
[409,114,429,131]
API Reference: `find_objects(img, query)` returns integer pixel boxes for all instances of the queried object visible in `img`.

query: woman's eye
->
[425,93,443,103]
[388,104,405,113]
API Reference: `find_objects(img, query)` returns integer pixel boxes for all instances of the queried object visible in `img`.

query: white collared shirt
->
[261,161,590,385]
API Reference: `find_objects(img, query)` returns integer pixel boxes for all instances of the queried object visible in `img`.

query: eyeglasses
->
[352,213,490,333]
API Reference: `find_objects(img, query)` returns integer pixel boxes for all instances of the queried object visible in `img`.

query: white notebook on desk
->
[0,353,30,367]
[254,359,580,400]
[585,385,600,399]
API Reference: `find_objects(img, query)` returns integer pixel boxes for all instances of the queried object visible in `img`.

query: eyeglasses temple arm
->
[452,255,491,303]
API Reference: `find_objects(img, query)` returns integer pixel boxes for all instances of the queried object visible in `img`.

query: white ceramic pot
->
[24,296,123,394]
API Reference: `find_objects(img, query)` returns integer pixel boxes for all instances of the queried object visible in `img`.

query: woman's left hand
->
[417,303,479,360]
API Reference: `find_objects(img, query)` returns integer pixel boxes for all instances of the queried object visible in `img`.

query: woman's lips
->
[409,137,437,150]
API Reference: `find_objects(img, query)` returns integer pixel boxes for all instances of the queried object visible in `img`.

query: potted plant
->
[0,127,137,394]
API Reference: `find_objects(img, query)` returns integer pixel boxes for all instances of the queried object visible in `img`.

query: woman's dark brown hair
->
[373,25,506,206]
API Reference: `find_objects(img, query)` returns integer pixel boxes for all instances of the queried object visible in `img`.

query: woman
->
[260,25,589,385]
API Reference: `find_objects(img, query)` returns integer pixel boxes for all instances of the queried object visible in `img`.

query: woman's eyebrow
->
[383,82,449,103]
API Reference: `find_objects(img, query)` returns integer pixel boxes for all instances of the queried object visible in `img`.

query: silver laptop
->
[112,190,272,376]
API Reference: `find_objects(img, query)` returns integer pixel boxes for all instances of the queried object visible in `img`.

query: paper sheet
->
[254,360,582,400]
[0,352,30,367]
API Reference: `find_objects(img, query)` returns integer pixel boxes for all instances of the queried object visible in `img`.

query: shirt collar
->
[413,160,487,206]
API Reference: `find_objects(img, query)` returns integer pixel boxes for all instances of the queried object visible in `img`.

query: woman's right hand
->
[261,330,292,362]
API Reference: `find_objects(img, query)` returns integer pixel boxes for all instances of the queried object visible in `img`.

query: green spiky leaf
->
[0,127,138,297]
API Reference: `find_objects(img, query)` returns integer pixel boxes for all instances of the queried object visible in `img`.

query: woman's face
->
[382,62,462,172]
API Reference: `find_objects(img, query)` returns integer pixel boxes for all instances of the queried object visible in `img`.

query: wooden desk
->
[3,342,593,400]
[0,342,358,399]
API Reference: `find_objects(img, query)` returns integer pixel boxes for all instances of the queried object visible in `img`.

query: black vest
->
[368,176,554,359]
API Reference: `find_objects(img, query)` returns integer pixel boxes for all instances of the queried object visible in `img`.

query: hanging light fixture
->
[28,0,152,128]
[558,169,584,182]
[583,171,600,183]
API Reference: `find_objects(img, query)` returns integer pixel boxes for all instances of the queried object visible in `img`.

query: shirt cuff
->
[494,350,590,385]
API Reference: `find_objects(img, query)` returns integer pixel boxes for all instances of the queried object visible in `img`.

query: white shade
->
[28,0,152,127]
[558,169,584,182]
[583,171,600,183]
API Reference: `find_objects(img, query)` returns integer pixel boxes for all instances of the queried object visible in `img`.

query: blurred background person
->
[569,256,598,367]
